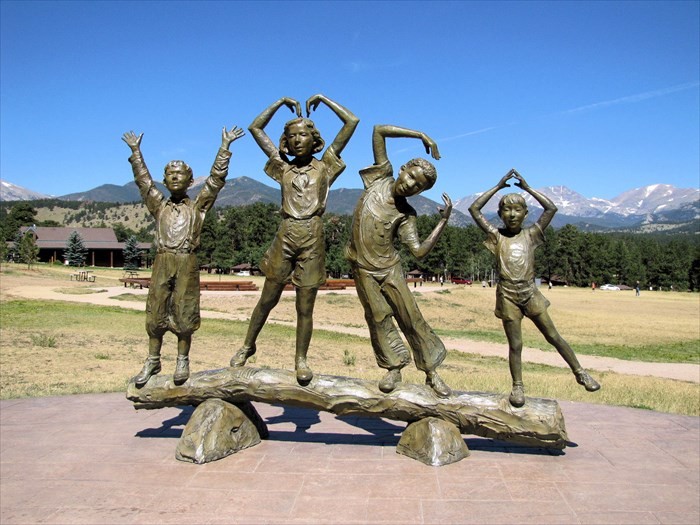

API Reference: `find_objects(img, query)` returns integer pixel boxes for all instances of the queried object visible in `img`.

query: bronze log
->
[126,366,569,449]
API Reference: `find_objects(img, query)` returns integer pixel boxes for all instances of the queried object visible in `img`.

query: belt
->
[157,248,194,255]
[281,211,324,220]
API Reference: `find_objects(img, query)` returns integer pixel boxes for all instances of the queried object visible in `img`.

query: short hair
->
[403,158,437,190]
[279,118,325,156]
[498,193,528,214]
[164,160,193,178]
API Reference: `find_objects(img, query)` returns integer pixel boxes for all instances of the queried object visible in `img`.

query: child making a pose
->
[469,169,600,407]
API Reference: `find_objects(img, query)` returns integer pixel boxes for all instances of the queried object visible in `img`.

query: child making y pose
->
[123,126,244,386]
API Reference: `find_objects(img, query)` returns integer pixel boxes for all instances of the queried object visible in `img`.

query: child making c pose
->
[346,124,453,397]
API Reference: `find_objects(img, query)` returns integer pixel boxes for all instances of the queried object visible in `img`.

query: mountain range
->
[2,177,698,231]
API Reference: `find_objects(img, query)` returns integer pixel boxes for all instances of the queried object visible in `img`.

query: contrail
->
[561,81,699,115]
[441,81,699,145]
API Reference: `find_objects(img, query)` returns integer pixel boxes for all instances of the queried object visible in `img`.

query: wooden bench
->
[328,279,356,288]
[283,279,356,291]
[120,277,151,289]
[200,281,259,292]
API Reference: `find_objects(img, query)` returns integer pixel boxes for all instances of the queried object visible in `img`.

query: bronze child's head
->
[498,193,528,232]
[279,118,325,158]
[394,158,437,197]
[163,160,194,196]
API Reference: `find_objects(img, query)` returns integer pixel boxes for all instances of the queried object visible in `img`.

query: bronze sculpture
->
[345,125,453,397]
[123,127,245,387]
[468,169,601,407]
[230,95,359,384]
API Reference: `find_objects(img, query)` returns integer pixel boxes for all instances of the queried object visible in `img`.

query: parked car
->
[599,284,620,291]
[451,277,473,285]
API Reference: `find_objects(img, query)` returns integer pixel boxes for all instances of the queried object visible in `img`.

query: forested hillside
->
[2,200,698,291]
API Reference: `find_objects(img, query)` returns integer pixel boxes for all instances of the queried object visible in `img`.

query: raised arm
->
[371,125,440,166]
[468,170,514,233]
[405,193,452,259]
[248,97,301,158]
[122,131,143,156]
[122,131,163,215]
[512,169,557,230]
[306,94,359,157]
[221,125,245,151]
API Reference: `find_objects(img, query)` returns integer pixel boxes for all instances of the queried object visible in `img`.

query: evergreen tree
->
[113,222,137,242]
[1,202,37,242]
[554,224,585,285]
[64,231,88,266]
[123,235,142,269]
[18,230,39,269]
[0,234,7,262]
[198,210,220,267]
[10,230,24,262]
[324,214,351,278]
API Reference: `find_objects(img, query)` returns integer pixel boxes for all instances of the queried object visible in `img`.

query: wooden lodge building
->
[19,226,151,268]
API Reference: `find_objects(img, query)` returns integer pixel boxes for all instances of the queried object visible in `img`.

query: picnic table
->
[70,270,96,282]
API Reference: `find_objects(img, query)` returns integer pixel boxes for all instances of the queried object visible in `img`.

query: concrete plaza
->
[1,393,698,524]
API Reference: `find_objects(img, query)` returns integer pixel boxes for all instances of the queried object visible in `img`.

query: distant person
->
[469,169,600,407]
[636,281,641,296]
[592,282,596,292]
[345,124,452,397]
[123,126,245,387]
[230,95,358,384]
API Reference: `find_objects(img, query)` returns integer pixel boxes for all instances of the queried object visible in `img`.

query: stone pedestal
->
[175,399,265,464]
[397,417,470,466]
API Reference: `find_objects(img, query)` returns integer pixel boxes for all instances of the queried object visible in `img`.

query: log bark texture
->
[126,366,569,449]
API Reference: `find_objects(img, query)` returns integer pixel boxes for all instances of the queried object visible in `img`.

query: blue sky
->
[1,0,698,202]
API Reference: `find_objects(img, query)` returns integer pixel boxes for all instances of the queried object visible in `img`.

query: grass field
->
[1,264,698,416]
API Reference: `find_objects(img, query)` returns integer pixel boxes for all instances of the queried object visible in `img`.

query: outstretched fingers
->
[122,131,143,148]
[439,193,453,218]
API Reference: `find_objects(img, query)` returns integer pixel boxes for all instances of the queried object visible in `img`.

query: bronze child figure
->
[230,95,358,384]
[468,169,601,407]
[123,126,245,387]
[345,124,453,397]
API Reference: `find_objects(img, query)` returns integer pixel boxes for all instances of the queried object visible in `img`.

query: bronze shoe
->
[134,357,161,387]
[295,363,313,384]
[378,368,402,393]
[230,344,256,367]
[426,371,452,398]
[173,356,190,385]
[575,369,601,392]
[509,382,525,408]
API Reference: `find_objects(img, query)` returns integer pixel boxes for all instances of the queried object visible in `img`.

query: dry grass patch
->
[1,297,698,416]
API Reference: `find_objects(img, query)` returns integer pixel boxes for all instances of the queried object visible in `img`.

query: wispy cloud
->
[391,124,515,153]
[561,81,700,115]
[439,125,511,142]
[343,58,408,73]
[441,82,700,146]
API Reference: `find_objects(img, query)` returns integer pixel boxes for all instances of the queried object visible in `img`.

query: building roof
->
[20,227,149,250]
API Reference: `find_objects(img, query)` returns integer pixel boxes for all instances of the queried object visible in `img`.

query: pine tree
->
[123,235,142,269]
[11,230,23,262]
[64,231,88,267]
[18,231,40,269]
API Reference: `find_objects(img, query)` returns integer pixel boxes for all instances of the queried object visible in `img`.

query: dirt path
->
[4,283,699,383]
